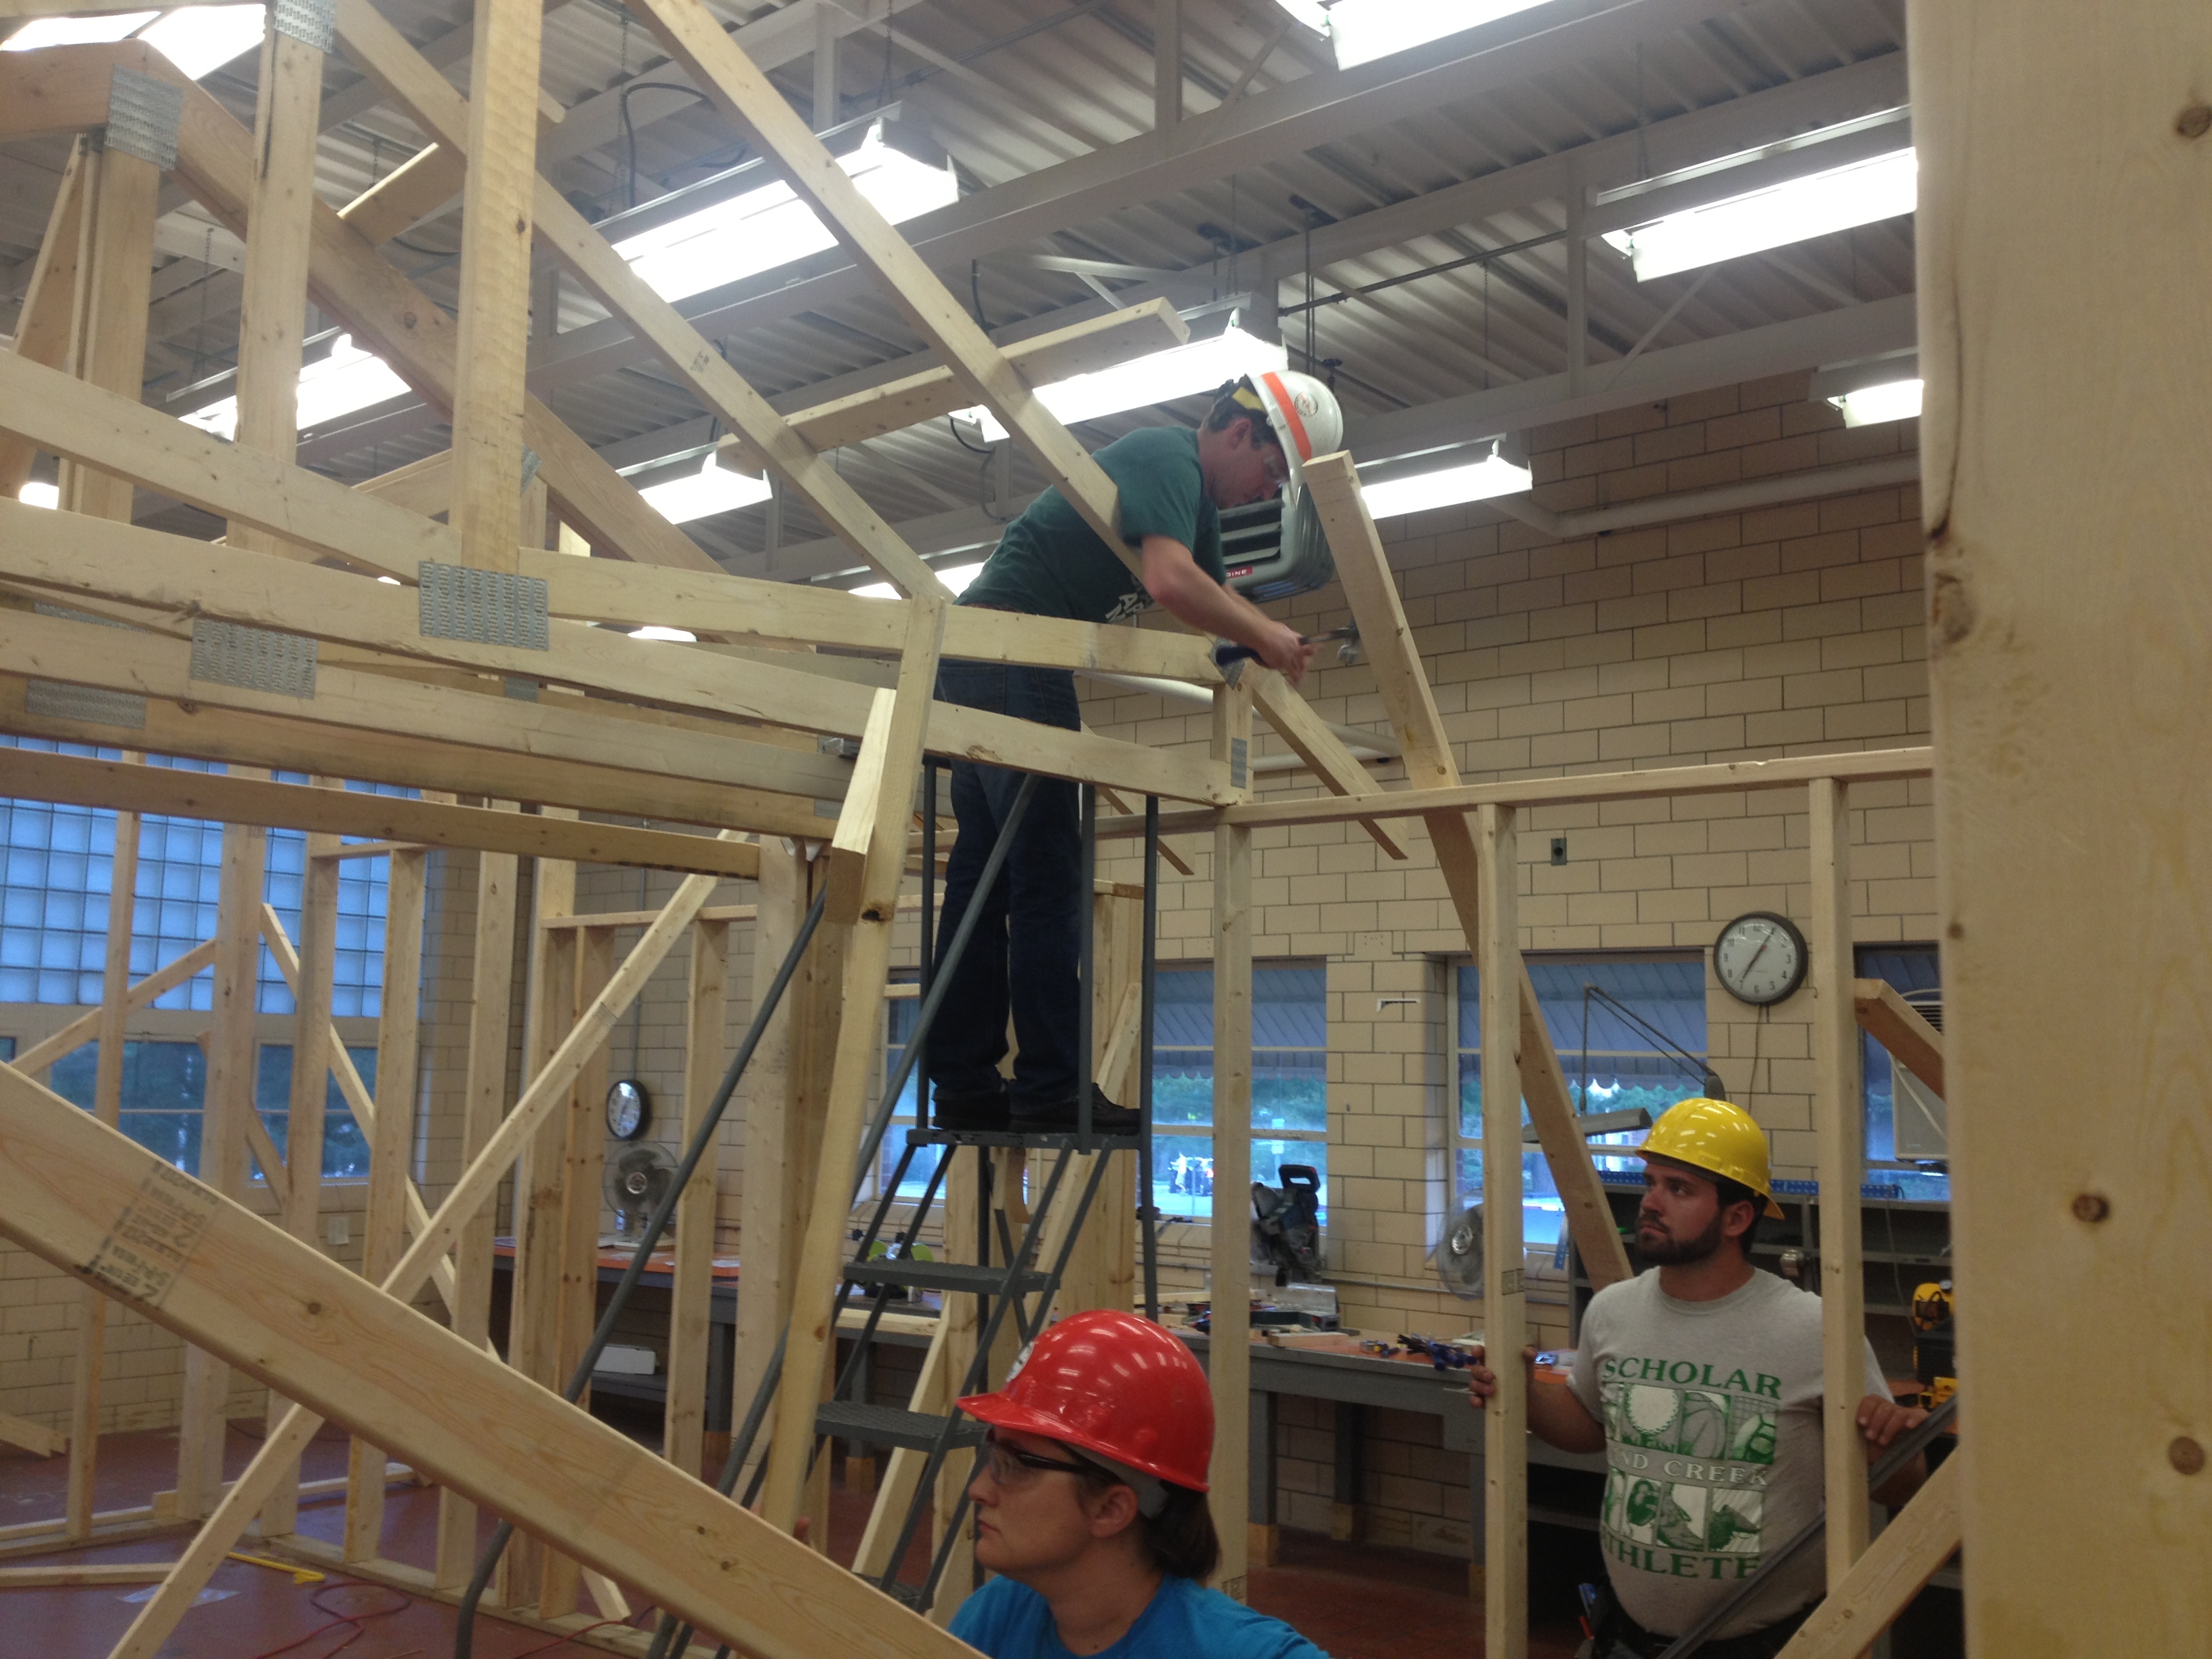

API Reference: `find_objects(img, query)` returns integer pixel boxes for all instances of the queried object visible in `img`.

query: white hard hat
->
[1242,369,1344,493]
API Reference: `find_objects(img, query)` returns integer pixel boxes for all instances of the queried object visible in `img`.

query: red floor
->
[2,1423,1582,1658]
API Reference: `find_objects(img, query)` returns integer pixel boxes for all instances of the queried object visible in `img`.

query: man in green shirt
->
[930,371,1343,1134]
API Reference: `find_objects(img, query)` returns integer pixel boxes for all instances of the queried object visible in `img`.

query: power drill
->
[1910,1279,1956,1410]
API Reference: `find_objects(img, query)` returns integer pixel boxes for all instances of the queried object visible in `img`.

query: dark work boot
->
[1010,1084,1141,1136]
[933,1078,1011,1132]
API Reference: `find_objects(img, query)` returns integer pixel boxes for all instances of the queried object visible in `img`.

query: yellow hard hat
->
[1632,1097,1785,1218]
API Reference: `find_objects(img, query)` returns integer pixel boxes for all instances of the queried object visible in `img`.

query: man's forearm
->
[1526,1379,1607,1454]
[1154,567,1274,649]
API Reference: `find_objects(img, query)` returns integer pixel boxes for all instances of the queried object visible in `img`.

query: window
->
[877,985,942,1198]
[47,1039,209,1172]
[256,1042,380,1181]
[1858,944,1948,1201]
[2,737,407,1015]
[1149,962,1327,1221]
[1454,956,1712,1252]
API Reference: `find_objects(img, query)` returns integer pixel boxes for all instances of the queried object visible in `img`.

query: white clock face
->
[606,1080,649,1140]
[1715,913,1807,1005]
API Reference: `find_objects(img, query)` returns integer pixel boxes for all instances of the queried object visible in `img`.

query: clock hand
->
[1740,928,1776,978]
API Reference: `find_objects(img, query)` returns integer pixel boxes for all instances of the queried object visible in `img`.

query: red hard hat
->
[956,1310,1212,1492]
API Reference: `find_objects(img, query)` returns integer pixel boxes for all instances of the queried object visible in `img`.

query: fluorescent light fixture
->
[1359,445,1532,519]
[181,335,413,440]
[19,481,60,509]
[1272,0,1330,32]
[1828,377,1922,428]
[637,455,772,526]
[954,324,1287,443]
[375,575,401,586]
[3,12,157,49]
[852,560,986,602]
[137,4,266,79]
[1326,0,1549,70]
[612,122,957,304]
[1601,148,1916,282]
[628,625,699,642]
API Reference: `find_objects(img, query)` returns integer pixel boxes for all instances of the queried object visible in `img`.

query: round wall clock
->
[1713,912,1809,1006]
[605,1078,652,1141]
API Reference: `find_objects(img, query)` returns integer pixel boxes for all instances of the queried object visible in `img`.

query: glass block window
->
[1454,955,1712,1250]
[1149,962,1327,1222]
[255,1042,380,1181]
[877,985,941,1199]
[1,737,407,1015]
[47,1039,209,1173]
[1857,943,1948,1201]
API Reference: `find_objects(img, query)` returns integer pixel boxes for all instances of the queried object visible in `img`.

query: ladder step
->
[817,1401,985,1453]
[909,1127,1140,1149]
[847,1260,1048,1294]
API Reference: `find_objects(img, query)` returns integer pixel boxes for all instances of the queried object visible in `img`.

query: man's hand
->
[1253,622,1319,687]
[1465,1342,1537,1408]
[1856,1393,1928,1454]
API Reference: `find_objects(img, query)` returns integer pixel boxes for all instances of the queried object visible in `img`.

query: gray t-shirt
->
[1570,1269,1888,1640]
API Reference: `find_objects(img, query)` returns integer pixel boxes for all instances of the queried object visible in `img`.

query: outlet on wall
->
[1551,836,1568,865]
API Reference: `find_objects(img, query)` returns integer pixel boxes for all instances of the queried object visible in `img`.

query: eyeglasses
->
[1259,442,1291,487]
[979,1431,1093,1488]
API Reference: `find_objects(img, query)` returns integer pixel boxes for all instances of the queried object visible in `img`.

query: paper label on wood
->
[83,1163,221,1309]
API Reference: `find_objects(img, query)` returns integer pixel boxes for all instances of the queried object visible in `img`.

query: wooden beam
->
[1476,801,1526,1653]
[0,1409,65,1457]
[61,142,157,524]
[1304,449,1633,1291]
[622,0,1132,560]
[1774,1455,1961,1659]
[760,600,944,1531]
[336,91,565,248]
[12,939,218,1076]
[1852,979,1942,1097]
[344,846,426,1562]
[1244,666,1408,860]
[0,1068,990,1659]
[0,501,1233,803]
[436,842,522,1589]
[1206,678,1254,1601]
[64,765,137,1535]
[0,1562,172,1586]
[445,0,544,575]
[227,21,323,564]
[1808,776,1868,1582]
[827,688,897,924]
[0,750,764,879]
[174,798,266,1523]
[665,916,730,1481]
[1912,9,2212,1646]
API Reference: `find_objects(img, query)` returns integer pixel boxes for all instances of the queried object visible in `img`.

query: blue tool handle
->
[1213,640,1261,668]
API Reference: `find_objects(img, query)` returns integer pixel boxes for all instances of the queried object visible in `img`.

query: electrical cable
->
[239,1580,411,1659]
[619,81,714,209]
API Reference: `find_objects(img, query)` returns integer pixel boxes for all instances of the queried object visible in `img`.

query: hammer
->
[1213,625,1360,670]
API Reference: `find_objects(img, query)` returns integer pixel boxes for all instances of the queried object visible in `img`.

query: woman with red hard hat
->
[952,1309,1328,1659]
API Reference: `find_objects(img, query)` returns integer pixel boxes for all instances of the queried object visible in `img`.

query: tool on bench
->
[1911,1278,1957,1410]
[1213,625,1359,670]
[1397,1333,1477,1372]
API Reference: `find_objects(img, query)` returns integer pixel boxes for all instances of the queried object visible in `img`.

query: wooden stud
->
[60,142,157,524]
[0,1072,989,1659]
[228,22,324,564]
[1206,678,1254,1601]
[0,750,764,880]
[1775,1456,1961,1659]
[1807,776,1868,1584]
[666,918,731,1481]
[850,1321,950,1580]
[13,939,217,1076]
[1244,666,1408,861]
[0,1410,66,1458]
[925,1147,983,1622]
[174,800,267,1521]
[760,601,945,1532]
[63,767,138,1538]
[1477,802,1527,1658]
[435,846,520,1589]
[261,806,339,1538]
[344,848,427,1562]
[1851,980,1942,1097]
[0,1563,176,1587]
[829,689,899,923]
[1304,450,1633,1290]
[446,0,544,575]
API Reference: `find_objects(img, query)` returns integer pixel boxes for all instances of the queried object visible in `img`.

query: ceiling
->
[0,0,1915,583]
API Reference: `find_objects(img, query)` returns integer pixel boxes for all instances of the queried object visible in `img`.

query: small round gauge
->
[605,1078,651,1141]
[1713,912,1809,1006]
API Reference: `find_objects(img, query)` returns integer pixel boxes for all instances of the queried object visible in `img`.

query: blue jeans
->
[928,660,1082,1110]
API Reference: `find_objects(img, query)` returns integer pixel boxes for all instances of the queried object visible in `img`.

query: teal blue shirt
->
[951,1573,1328,1659]
[956,426,1225,624]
